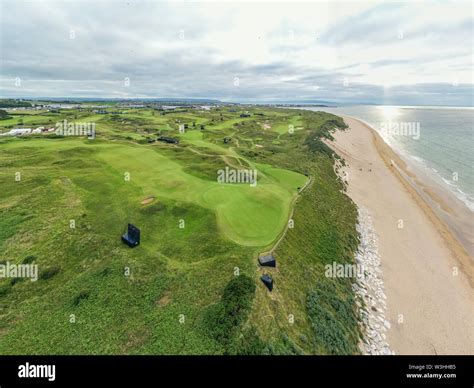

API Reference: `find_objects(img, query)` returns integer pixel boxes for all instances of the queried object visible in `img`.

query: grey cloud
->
[0,0,472,106]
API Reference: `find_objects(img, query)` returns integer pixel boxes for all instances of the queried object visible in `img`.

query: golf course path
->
[265,175,313,255]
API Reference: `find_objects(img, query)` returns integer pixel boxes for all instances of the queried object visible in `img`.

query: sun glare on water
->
[378,106,400,121]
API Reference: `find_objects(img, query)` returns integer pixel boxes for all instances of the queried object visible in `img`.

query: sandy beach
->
[326,116,474,355]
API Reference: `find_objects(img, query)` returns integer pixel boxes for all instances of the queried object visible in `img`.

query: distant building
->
[11,128,32,136]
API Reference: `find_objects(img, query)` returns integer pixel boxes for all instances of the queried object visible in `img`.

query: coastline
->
[352,115,474,260]
[326,116,474,355]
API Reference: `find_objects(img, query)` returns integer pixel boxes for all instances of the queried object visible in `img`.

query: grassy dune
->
[0,106,360,354]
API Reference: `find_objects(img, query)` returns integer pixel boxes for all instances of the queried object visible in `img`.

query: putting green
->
[95,142,306,246]
[1,136,306,246]
[273,115,304,134]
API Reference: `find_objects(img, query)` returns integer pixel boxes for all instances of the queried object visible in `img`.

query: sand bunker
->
[141,196,156,205]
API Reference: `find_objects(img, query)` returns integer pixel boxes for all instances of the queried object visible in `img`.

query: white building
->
[10,128,32,136]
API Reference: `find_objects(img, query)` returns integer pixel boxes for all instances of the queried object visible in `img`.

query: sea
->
[301,105,474,212]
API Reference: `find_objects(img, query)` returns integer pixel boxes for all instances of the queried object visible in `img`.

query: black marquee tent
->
[258,254,276,267]
[261,274,273,292]
[122,224,140,248]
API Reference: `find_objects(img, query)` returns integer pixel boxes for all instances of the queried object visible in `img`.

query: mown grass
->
[0,106,360,354]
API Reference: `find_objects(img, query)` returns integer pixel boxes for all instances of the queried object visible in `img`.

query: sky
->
[0,0,473,105]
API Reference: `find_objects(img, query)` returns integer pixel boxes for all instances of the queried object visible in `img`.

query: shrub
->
[204,275,256,349]
[22,255,36,264]
[0,283,11,297]
[306,280,359,355]
[39,266,61,280]
[10,277,25,286]
[72,290,90,306]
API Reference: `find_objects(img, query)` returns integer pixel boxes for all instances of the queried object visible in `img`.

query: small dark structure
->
[240,113,251,118]
[157,136,179,144]
[223,136,232,144]
[200,124,205,130]
[258,254,276,268]
[121,223,140,248]
[261,274,273,291]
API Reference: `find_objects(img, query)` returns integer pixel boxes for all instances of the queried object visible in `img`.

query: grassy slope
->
[0,107,360,354]
[0,139,252,354]
[231,110,360,354]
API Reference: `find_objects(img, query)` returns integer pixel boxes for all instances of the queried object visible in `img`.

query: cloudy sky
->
[0,0,472,105]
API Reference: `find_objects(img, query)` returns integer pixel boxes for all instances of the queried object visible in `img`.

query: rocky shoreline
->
[353,207,394,355]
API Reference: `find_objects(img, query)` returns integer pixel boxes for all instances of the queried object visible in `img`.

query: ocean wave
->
[372,122,474,212]
[385,141,474,212]
[440,177,474,211]
[409,155,474,211]
[409,155,425,164]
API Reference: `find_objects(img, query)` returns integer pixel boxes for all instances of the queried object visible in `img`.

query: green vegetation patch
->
[306,280,359,354]
[0,105,360,355]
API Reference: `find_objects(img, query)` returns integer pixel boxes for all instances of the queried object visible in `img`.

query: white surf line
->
[354,207,394,355]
